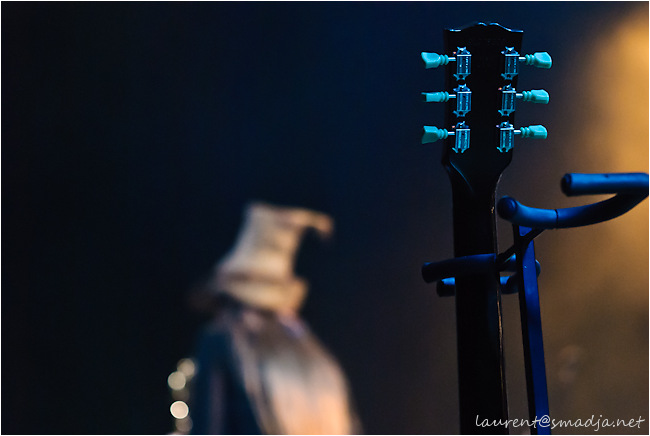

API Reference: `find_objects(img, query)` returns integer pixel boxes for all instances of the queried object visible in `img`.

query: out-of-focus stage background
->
[3,2,648,434]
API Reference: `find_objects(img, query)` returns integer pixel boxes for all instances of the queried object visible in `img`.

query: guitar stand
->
[422,172,648,435]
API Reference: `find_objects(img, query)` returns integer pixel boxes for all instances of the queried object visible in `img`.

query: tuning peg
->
[519,89,550,104]
[422,126,449,143]
[502,48,552,80]
[423,123,470,153]
[499,85,549,116]
[421,47,471,80]
[421,52,451,69]
[497,122,547,152]
[518,125,548,138]
[422,91,450,102]
[422,85,471,117]
[521,52,552,69]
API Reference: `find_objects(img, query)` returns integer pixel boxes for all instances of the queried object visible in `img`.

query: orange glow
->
[537,7,649,427]
[553,9,649,305]
[581,11,649,173]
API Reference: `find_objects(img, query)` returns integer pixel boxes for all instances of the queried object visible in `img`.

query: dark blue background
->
[3,2,647,434]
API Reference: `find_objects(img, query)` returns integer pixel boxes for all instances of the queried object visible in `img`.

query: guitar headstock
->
[422,22,551,196]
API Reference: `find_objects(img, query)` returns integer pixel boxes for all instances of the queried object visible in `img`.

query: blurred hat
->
[209,202,333,314]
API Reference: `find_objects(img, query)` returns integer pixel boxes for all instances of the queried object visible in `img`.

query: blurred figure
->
[187,202,359,435]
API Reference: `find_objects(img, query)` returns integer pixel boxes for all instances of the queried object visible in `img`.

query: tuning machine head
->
[499,85,549,116]
[497,122,547,153]
[422,84,471,117]
[502,47,552,80]
[422,122,470,153]
[421,47,471,81]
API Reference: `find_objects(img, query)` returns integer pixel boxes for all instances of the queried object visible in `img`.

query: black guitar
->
[419,22,648,435]
[420,22,550,434]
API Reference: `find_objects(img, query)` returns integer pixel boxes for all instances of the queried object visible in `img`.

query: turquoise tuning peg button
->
[421,52,450,69]
[523,52,552,69]
[520,89,549,104]
[422,126,449,143]
[422,91,451,103]
[519,125,548,139]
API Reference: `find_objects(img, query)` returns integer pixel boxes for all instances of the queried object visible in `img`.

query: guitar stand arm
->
[497,173,649,229]
[422,254,496,284]
[437,258,541,296]
[422,253,541,296]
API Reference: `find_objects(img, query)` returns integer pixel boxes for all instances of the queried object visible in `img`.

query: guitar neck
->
[442,23,523,434]
[422,21,552,435]
[449,178,507,434]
